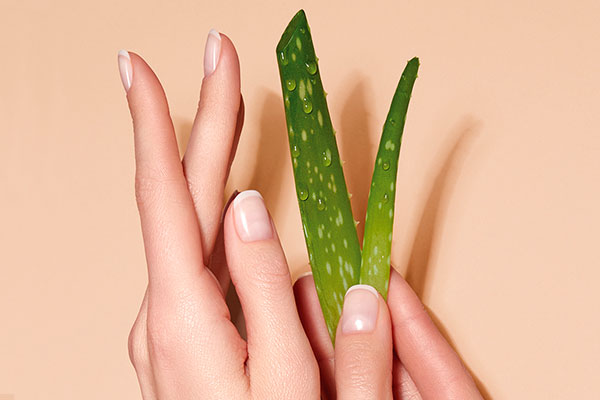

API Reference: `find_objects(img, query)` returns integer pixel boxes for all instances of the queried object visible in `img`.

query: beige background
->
[2,0,599,398]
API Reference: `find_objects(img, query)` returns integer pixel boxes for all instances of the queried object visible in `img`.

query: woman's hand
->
[294,269,484,399]
[120,31,319,399]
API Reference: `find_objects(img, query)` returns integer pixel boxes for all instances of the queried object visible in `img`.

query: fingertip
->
[203,31,240,84]
[120,51,171,118]
[218,33,240,62]
[339,284,389,335]
[223,190,289,288]
[230,190,273,243]
[388,267,427,320]
[117,50,132,92]
[334,283,393,398]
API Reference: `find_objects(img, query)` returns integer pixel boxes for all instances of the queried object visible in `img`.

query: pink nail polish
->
[341,285,379,333]
[117,50,133,92]
[203,29,221,77]
[232,190,273,242]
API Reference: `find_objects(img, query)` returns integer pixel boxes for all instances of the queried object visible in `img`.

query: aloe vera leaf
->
[277,10,361,342]
[360,57,419,299]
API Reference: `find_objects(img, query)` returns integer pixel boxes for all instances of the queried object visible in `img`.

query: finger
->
[388,269,482,399]
[128,289,157,400]
[224,190,319,399]
[334,285,393,400]
[119,51,247,397]
[204,98,244,292]
[119,50,205,290]
[183,31,243,262]
[207,190,239,294]
[293,273,336,399]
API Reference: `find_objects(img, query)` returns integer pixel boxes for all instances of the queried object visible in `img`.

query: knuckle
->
[144,290,213,365]
[284,352,318,381]
[295,358,319,387]
[134,167,180,208]
[127,321,147,370]
[262,353,320,398]
[245,252,291,293]
[338,341,381,388]
[145,312,180,364]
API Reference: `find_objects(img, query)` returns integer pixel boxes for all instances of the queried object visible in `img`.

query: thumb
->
[223,190,319,398]
[335,284,393,400]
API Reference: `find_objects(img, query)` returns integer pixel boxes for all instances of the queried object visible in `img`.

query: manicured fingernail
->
[341,284,379,334]
[232,190,273,242]
[117,50,133,92]
[204,29,221,77]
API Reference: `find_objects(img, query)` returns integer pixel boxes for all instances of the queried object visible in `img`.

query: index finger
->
[122,51,207,290]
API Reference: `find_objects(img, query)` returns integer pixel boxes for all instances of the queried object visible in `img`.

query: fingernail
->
[117,50,133,92]
[204,29,221,77]
[341,285,379,334]
[232,190,273,242]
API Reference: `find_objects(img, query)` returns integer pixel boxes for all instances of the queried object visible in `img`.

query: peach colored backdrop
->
[2,0,599,398]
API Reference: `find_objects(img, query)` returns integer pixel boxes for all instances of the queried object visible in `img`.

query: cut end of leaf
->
[276,9,362,345]
[276,9,307,53]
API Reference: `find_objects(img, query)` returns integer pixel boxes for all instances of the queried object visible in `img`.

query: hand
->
[294,269,484,399]
[120,31,319,399]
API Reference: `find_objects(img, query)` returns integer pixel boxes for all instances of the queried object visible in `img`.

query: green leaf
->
[360,58,419,298]
[276,10,361,342]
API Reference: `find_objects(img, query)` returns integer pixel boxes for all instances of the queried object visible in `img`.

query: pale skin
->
[119,30,484,399]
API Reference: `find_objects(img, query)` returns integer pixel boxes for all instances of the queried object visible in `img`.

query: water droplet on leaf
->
[306,61,317,75]
[286,79,296,91]
[291,144,300,157]
[383,193,389,203]
[382,161,390,170]
[317,198,326,210]
[322,149,332,166]
[279,51,288,65]
[298,185,309,201]
[303,99,313,113]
